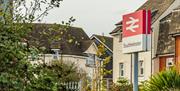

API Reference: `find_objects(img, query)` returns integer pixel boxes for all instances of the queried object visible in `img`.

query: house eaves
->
[90,35,113,53]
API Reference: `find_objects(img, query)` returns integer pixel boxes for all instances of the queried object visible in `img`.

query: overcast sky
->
[42,0,147,36]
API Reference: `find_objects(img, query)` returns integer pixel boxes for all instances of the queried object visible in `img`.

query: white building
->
[110,0,180,83]
[27,24,113,81]
[27,23,93,77]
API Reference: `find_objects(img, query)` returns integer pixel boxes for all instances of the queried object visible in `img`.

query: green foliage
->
[111,78,132,91]
[81,75,92,91]
[28,61,81,91]
[0,0,80,90]
[142,68,180,91]
[90,41,113,91]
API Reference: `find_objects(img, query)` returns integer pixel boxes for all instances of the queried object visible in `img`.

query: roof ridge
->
[92,34,112,39]
[32,23,83,29]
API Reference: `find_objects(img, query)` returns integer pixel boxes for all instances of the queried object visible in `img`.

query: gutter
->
[157,53,175,57]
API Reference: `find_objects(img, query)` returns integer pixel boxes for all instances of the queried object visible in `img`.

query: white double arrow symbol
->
[126,17,139,32]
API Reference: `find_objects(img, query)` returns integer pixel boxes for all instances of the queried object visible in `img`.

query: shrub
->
[142,68,180,91]
[111,77,132,91]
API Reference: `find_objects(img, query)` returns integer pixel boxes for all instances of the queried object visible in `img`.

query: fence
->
[61,81,82,91]
[61,79,112,91]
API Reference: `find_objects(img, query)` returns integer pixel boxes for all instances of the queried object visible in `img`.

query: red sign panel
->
[122,10,151,38]
[122,10,151,53]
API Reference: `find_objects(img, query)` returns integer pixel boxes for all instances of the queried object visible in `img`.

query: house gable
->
[90,34,113,53]
[84,42,98,54]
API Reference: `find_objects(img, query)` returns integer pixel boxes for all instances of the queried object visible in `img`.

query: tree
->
[0,0,79,90]
[91,43,112,91]
[142,68,180,91]
[28,61,82,91]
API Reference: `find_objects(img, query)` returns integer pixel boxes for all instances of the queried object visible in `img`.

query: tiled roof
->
[115,21,122,26]
[27,23,91,56]
[169,6,180,35]
[156,13,175,55]
[137,0,175,23]
[110,0,176,34]
[109,25,122,35]
[157,5,180,55]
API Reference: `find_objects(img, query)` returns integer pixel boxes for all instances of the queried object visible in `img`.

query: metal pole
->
[133,52,138,91]
[130,54,133,84]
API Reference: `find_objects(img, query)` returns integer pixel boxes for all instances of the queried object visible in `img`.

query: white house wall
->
[113,35,131,82]
[31,54,93,77]
[112,34,152,83]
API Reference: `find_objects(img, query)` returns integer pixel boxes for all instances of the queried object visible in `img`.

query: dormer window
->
[51,49,60,60]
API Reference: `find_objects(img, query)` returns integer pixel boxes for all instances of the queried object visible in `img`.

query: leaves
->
[111,78,132,91]
[142,68,180,91]
[0,0,79,90]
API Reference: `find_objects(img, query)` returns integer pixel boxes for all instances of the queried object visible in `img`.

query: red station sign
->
[122,10,151,53]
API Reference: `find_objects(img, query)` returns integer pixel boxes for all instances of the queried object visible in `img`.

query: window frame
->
[119,63,124,77]
[166,57,174,69]
[86,53,96,67]
[51,49,60,60]
[138,60,144,77]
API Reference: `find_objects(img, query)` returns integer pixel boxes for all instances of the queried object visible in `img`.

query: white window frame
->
[138,60,144,76]
[51,49,59,60]
[166,57,174,69]
[86,53,95,67]
[119,63,124,77]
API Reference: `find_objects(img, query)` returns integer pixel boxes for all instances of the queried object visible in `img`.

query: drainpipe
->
[151,28,153,76]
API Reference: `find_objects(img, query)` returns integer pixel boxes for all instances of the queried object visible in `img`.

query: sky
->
[42,0,147,36]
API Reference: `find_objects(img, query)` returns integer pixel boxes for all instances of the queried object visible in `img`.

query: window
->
[53,53,58,60]
[119,63,124,77]
[51,49,59,60]
[166,58,174,69]
[86,53,95,67]
[138,60,144,76]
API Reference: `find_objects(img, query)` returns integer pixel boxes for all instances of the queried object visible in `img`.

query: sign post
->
[122,10,151,91]
[133,52,138,91]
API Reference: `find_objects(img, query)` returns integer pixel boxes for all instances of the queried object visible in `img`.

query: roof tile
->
[27,23,90,56]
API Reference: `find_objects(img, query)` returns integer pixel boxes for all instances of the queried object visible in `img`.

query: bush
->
[111,78,132,91]
[142,68,180,91]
